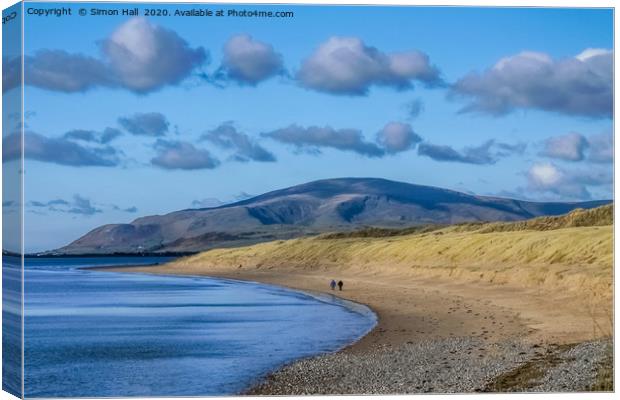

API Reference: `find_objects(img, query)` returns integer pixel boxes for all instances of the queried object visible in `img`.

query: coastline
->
[99,262,613,393]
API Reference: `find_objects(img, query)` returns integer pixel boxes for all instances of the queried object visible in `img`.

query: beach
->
[104,259,612,393]
[99,202,614,394]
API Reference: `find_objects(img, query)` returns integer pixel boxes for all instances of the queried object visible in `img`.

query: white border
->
[0,1,616,400]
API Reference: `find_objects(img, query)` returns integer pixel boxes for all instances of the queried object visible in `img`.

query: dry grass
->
[177,233,612,297]
[319,204,613,239]
[172,207,612,304]
[476,204,613,233]
[319,224,445,239]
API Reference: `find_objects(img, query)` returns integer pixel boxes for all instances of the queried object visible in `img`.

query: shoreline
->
[86,264,378,330]
[98,262,612,393]
[99,262,609,346]
[99,265,530,350]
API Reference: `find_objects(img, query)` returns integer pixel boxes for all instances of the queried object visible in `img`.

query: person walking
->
[337,280,343,291]
[330,280,337,290]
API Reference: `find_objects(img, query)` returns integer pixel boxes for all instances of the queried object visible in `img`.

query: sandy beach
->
[103,258,612,394]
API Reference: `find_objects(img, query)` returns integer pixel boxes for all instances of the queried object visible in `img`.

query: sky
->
[1,2,613,252]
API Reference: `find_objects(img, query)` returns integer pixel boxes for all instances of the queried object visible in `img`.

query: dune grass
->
[320,204,613,239]
[173,205,613,301]
[476,204,613,233]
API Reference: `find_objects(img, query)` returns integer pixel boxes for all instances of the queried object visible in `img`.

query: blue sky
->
[2,3,613,251]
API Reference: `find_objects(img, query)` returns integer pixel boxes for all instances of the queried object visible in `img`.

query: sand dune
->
[171,206,612,304]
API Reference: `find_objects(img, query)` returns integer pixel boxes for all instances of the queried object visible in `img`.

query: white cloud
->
[376,122,421,154]
[23,18,207,94]
[151,140,220,170]
[540,131,613,164]
[452,49,612,118]
[576,48,610,61]
[587,132,613,164]
[3,131,121,167]
[528,163,563,187]
[24,50,114,92]
[118,112,169,136]
[202,123,276,162]
[297,36,441,95]
[219,34,284,85]
[417,140,525,165]
[526,162,611,200]
[102,17,207,93]
[263,124,385,157]
[540,132,588,161]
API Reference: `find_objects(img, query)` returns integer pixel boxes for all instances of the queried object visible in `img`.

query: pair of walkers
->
[330,279,344,291]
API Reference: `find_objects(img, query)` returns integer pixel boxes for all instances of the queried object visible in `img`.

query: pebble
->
[247,337,612,395]
[523,339,612,392]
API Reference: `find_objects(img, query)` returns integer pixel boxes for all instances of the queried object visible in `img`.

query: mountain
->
[54,178,611,254]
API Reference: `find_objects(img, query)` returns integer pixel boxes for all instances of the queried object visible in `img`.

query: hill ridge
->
[55,177,611,254]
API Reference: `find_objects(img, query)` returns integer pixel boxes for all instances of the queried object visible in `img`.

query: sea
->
[2,256,376,397]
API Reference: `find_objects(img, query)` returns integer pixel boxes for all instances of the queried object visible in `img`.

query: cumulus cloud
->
[151,139,220,170]
[376,122,421,153]
[418,140,495,164]
[526,162,611,200]
[262,124,385,157]
[24,50,115,92]
[297,36,442,95]
[202,123,276,162]
[587,132,613,164]
[540,132,588,161]
[418,140,525,164]
[527,162,563,188]
[118,112,169,136]
[23,18,207,94]
[218,34,284,85]
[2,56,22,93]
[452,49,612,118]
[539,131,612,163]
[3,132,121,167]
[64,127,122,144]
[102,17,207,93]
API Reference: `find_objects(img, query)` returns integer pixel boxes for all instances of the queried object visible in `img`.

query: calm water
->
[5,257,376,397]
[2,256,22,397]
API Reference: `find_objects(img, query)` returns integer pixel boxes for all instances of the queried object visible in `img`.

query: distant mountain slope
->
[55,178,611,254]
